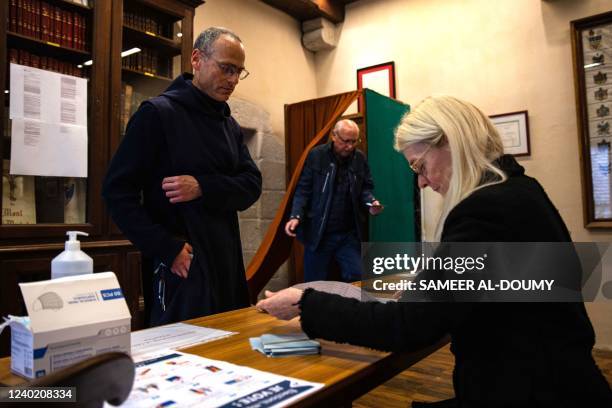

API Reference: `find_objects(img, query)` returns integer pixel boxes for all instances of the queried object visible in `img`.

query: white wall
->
[194,0,318,140]
[313,0,612,348]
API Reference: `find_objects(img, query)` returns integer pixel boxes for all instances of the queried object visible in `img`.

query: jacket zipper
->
[322,171,330,193]
[318,163,335,238]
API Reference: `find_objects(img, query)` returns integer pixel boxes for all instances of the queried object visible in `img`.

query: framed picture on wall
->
[571,11,612,228]
[357,61,396,112]
[489,111,530,157]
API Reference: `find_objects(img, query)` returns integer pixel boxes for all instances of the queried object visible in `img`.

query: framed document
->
[490,111,530,157]
[571,11,612,227]
[357,62,396,112]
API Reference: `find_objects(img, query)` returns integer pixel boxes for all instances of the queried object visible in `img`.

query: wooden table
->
[0,307,448,407]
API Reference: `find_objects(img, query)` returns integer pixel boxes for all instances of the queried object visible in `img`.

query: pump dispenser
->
[51,231,94,279]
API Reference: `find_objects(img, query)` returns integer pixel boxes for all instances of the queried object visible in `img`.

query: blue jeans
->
[304,231,363,282]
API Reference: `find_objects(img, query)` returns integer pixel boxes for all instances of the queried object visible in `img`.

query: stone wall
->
[228,97,290,296]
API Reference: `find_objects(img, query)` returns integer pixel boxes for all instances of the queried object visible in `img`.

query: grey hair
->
[193,27,242,56]
[332,119,359,135]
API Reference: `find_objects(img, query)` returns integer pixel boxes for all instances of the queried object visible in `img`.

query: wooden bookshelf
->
[122,67,173,83]
[123,24,182,56]
[8,30,91,62]
[0,0,204,357]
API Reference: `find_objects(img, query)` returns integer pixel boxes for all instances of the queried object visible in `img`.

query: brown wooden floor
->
[353,345,612,408]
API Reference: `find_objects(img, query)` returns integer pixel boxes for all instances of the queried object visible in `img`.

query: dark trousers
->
[304,231,363,282]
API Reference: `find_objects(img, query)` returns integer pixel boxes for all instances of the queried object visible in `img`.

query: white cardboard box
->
[10,272,131,379]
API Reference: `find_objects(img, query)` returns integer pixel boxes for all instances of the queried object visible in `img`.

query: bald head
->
[333,119,360,136]
[331,119,360,158]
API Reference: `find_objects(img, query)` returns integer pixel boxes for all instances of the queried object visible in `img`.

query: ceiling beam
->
[312,0,345,22]
[260,0,348,23]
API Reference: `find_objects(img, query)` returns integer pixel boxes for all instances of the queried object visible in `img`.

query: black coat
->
[299,155,611,407]
[290,143,376,249]
[102,73,262,325]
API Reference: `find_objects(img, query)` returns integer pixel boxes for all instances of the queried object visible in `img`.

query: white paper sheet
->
[9,63,88,177]
[108,350,323,408]
[131,323,236,359]
[9,64,87,127]
[10,119,88,177]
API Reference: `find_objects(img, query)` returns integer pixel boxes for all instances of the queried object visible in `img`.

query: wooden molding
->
[260,0,354,23]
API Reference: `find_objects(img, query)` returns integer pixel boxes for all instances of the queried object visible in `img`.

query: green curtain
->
[365,89,417,242]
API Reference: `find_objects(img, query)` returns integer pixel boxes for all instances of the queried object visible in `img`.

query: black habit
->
[103,73,262,325]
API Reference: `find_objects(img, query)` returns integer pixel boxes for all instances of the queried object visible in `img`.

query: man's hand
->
[284,218,300,237]
[256,288,304,320]
[368,200,384,216]
[171,243,193,278]
[162,175,202,203]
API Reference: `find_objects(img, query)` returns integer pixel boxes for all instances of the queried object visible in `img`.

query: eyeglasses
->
[334,133,361,146]
[409,143,434,177]
[202,52,250,80]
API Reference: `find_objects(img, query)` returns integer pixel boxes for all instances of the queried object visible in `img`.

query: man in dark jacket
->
[285,119,383,282]
[102,27,262,326]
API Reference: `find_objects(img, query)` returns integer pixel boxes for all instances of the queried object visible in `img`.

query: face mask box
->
[9,272,131,379]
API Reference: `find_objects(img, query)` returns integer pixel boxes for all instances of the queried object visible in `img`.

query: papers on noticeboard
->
[9,63,88,177]
[110,350,323,408]
[250,333,320,357]
[131,323,236,359]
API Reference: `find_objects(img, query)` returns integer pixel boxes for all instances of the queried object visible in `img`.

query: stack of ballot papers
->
[250,333,320,357]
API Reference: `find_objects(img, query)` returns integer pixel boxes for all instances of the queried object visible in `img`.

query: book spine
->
[80,14,87,50]
[27,0,34,38]
[30,54,40,68]
[34,0,41,39]
[16,0,23,35]
[9,49,18,64]
[63,10,69,47]
[23,0,31,37]
[53,5,62,45]
[41,1,49,41]
[19,49,31,66]
[66,11,73,48]
[9,0,18,32]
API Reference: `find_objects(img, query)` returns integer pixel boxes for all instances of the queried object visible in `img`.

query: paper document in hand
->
[110,350,323,408]
[293,280,380,302]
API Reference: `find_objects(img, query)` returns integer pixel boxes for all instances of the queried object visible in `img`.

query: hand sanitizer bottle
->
[51,231,94,279]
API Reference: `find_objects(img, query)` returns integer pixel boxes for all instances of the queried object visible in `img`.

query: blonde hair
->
[394,96,507,241]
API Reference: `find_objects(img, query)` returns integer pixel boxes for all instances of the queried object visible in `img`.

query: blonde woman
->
[257,96,611,407]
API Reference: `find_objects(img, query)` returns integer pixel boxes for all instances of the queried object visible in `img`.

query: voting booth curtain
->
[246,89,418,301]
[365,89,418,243]
[245,91,361,302]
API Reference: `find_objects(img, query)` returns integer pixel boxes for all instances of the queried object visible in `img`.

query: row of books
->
[2,161,86,225]
[9,48,84,78]
[120,83,149,134]
[121,48,173,78]
[8,0,89,51]
[124,10,173,39]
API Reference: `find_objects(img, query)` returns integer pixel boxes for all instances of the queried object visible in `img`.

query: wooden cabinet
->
[0,0,203,357]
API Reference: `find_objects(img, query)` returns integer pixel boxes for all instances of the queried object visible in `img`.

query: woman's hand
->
[256,288,304,320]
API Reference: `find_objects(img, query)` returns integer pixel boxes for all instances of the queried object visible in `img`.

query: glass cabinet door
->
[1,0,108,236]
[117,0,184,139]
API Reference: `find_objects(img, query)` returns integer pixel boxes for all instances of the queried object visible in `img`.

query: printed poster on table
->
[107,350,323,408]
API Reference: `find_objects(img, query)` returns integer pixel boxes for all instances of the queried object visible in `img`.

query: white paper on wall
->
[9,64,88,177]
[10,119,88,177]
